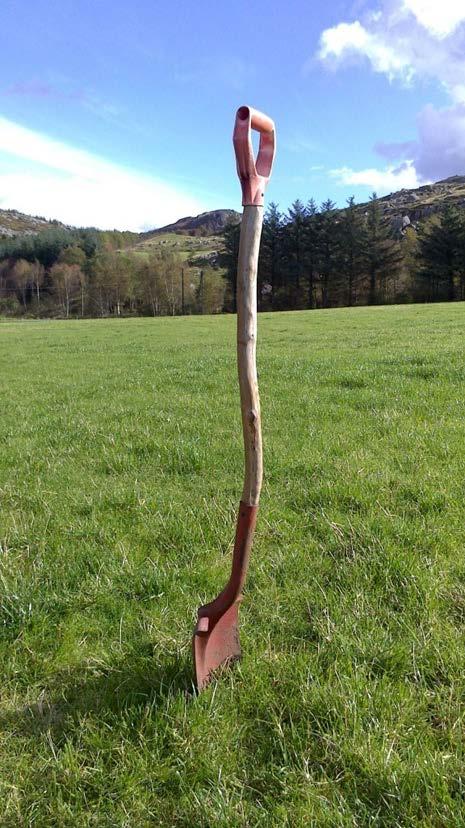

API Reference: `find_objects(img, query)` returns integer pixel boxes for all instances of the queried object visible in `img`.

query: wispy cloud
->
[173,55,254,92]
[2,79,123,121]
[281,135,319,154]
[0,116,207,230]
[4,81,56,98]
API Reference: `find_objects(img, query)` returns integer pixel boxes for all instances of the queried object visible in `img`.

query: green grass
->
[1,303,465,826]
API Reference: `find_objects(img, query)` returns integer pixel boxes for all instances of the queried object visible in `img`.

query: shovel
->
[193,105,276,690]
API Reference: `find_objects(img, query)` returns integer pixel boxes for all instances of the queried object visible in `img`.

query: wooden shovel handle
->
[237,205,263,506]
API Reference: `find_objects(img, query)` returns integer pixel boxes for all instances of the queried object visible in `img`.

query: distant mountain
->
[143,209,241,238]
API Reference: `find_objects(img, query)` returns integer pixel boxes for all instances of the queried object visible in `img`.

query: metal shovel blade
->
[193,602,241,691]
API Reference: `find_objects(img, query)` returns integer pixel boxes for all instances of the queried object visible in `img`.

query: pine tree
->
[365,193,402,305]
[281,200,307,308]
[339,196,366,306]
[416,206,465,301]
[259,202,283,309]
[220,220,241,312]
[316,199,338,308]
[304,199,319,309]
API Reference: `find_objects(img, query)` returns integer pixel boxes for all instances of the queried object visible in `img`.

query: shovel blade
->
[193,603,241,690]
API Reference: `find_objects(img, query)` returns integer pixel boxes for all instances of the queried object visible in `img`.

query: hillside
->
[133,231,224,267]
[0,207,240,269]
[0,208,70,238]
[2,176,465,247]
[0,208,239,265]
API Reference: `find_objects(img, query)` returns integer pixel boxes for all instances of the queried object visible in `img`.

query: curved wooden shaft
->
[237,205,263,506]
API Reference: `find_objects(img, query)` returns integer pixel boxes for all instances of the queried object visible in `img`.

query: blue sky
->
[1,0,464,230]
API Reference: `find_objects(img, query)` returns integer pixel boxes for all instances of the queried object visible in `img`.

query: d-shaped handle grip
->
[233,105,276,206]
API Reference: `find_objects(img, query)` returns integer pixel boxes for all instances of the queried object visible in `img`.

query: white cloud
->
[318,20,414,82]
[316,0,465,189]
[403,0,465,39]
[331,160,423,193]
[317,0,465,101]
[0,116,207,231]
[319,20,368,57]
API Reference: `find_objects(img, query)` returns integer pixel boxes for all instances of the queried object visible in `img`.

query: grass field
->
[1,303,465,826]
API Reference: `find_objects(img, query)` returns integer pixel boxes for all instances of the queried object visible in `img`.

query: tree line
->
[222,196,465,311]
[0,228,225,317]
[1,195,465,318]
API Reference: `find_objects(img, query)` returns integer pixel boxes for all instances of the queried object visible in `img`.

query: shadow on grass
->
[0,642,194,742]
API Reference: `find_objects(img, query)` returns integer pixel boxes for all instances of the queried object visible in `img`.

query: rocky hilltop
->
[0,208,70,238]
[368,175,465,225]
[143,209,241,238]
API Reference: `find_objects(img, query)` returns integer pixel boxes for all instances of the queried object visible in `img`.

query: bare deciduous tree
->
[50,262,82,317]
[12,259,32,309]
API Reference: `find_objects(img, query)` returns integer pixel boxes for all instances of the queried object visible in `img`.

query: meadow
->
[1,303,465,826]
